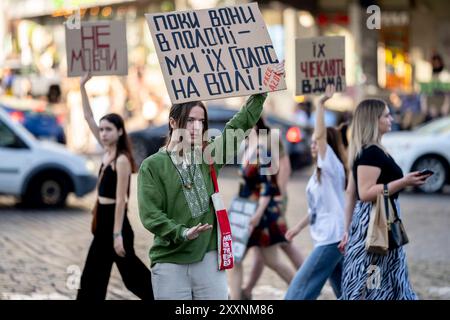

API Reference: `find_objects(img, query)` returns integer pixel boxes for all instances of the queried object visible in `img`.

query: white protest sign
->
[65,20,128,77]
[228,197,258,262]
[145,3,286,104]
[295,36,346,95]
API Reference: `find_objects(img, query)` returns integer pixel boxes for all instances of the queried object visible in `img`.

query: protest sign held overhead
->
[65,20,128,77]
[145,3,286,104]
[295,36,346,95]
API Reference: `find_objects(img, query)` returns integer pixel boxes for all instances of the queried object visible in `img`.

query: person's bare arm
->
[113,155,132,257]
[277,154,291,195]
[80,72,101,146]
[357,165,429,202]
[315,85,335,159]
[338,165,429,253]
[248,196,271,232]
[285,214,309,241]
[344,171,356,232]
[338,171,356,253]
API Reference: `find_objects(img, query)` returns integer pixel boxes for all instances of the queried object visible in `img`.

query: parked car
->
[129,105,313,170]
[0,108,96,207]
[382,116,450,193]
[0,97,66,144]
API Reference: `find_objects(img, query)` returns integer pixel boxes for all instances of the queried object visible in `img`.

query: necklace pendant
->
[185,183,192,189]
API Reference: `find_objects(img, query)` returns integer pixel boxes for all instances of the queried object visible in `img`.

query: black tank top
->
[98,163,117,199]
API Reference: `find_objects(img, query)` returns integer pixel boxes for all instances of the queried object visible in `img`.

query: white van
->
[0,108,97,207]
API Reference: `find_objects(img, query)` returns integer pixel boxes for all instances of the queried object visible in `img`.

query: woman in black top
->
[338,99,431,300]
[77,73,153,300]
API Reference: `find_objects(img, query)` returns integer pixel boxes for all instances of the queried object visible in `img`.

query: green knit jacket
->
[138,94,266,266]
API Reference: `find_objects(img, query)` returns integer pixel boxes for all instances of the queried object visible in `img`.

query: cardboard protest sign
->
[145,3,286,104]
[228,197,258,262]
[65,21,128,77]
[295,36,345,95]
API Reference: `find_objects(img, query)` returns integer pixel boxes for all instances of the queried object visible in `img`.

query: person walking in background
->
[228,118,296,300]
[294,99,313,128]
[284,85,347,300]
[77,72,153,300]
[239,118,304,300]
[338,98,432,300]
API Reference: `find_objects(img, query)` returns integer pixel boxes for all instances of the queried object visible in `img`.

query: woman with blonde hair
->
[338,99,431,300]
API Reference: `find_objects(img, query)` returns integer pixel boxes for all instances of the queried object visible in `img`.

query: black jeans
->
[76,204,153,300]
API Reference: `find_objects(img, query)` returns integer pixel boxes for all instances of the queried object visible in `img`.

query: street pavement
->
[0,166,449,300]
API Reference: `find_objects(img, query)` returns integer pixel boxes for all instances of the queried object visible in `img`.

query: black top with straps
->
[98,163,117,199]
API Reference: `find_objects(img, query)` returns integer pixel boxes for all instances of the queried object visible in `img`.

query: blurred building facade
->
[1,0,449,147]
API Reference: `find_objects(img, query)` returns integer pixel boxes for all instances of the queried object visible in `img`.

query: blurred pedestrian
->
[77,72,153,301]
[338,98,431,300]
[238,118,304,300]
[1,67,15,96]
[431,52,445,77]
[294,99,313,128]
[284,85,347,300]
[388,92,403,131]
[228,117,296,300]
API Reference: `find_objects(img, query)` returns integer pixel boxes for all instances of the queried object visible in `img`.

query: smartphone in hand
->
[418,169,434,176]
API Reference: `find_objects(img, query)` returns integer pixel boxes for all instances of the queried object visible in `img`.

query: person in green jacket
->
[138,92,269,300]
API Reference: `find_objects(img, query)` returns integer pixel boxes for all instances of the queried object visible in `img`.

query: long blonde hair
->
[348,99,387,168]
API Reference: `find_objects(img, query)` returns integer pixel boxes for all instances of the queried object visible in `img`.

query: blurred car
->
[0,108,96,207]
[383,116,450,193]
[129,105,312,170]
[4,59,61,98]
[0,97,66,144]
